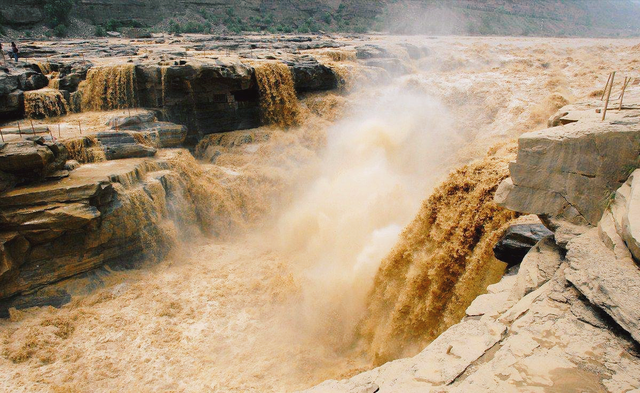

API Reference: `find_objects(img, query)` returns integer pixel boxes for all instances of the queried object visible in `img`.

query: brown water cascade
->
[24,89,69,119]
[79,64,138,111]
[358,147,518,365]
[254,62,301,128]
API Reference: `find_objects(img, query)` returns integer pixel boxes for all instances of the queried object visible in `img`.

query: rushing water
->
[2,36,639,392]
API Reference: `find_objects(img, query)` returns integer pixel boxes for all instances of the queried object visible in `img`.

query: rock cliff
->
[0,150,204,316]
[3,0,640,37]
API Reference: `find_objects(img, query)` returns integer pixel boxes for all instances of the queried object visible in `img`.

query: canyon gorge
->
[0,32,639,393]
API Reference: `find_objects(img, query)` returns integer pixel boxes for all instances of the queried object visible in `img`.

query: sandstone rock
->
[304,244,640,392]
[0,90,24,117]
[137,62,260,139]
[356,45,390,59]
[96,131,157,160]
[493,223,553,266]
[0,232,29,279]
[508,237,564,301]
[0,74,20,95]
[0,154,183,305]
[103,143,157,160]
[496,119,640,227]
[286,59,339,93]
[566,229,640,344]
[412,319,507,384]
[56,62,93,93]
[0,170,16,193]
[64,160,81,171]
[465,290,512,318]
[611,169,640,261]
[0,202,100,230]
[0,139,68,178]
[19,71,49,91]
[140,122,188,147]
[104,111,187,148]
[106,110,157,129]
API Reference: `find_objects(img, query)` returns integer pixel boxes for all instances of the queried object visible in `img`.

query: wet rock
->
[508,237,564,301]
[0,74,20,94]
[493,223,554,266]
[57,62,93,93]
[64,160,81,171]
[0,202,100,231]
[0,170,16,193]
[365,58,409,75]
[136,62,260,139]
[106,110,157,129]
[96,131,157,160]
[0,74,23,117]
[356,45,390,59]
[0,155,176,303]
[0,139,67,179]
[104,143,157,160]
[19,71,49,91]
[287,59,339,93]
[140,122,187,147]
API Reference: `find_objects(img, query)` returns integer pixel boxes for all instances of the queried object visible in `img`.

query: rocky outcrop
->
[566,229,640,343]
[286,58,339,93]
[105,110,188,148]
[0,138,68,183]
[0,150,203,316]
[136,62,260,142]
[495,102,640,246]
[95,131,157,160]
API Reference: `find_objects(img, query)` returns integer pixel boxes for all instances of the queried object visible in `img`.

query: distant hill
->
[2,0,640,38]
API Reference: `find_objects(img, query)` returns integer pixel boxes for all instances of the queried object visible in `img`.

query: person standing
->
[8,42,18,62]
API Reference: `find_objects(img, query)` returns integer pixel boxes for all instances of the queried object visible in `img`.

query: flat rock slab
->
[0,157,168,207]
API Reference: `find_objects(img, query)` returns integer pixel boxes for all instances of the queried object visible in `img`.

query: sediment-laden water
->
[1,36,638,392]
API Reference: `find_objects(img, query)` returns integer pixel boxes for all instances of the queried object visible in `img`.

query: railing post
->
[602,71,616,121]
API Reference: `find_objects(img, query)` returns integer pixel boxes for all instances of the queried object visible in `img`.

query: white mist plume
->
[276,78,463,348]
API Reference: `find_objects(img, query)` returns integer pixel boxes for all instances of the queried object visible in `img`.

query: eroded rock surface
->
[0,150,203,315]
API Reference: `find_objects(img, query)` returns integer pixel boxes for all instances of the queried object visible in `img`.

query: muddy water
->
[1,37,639,392]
